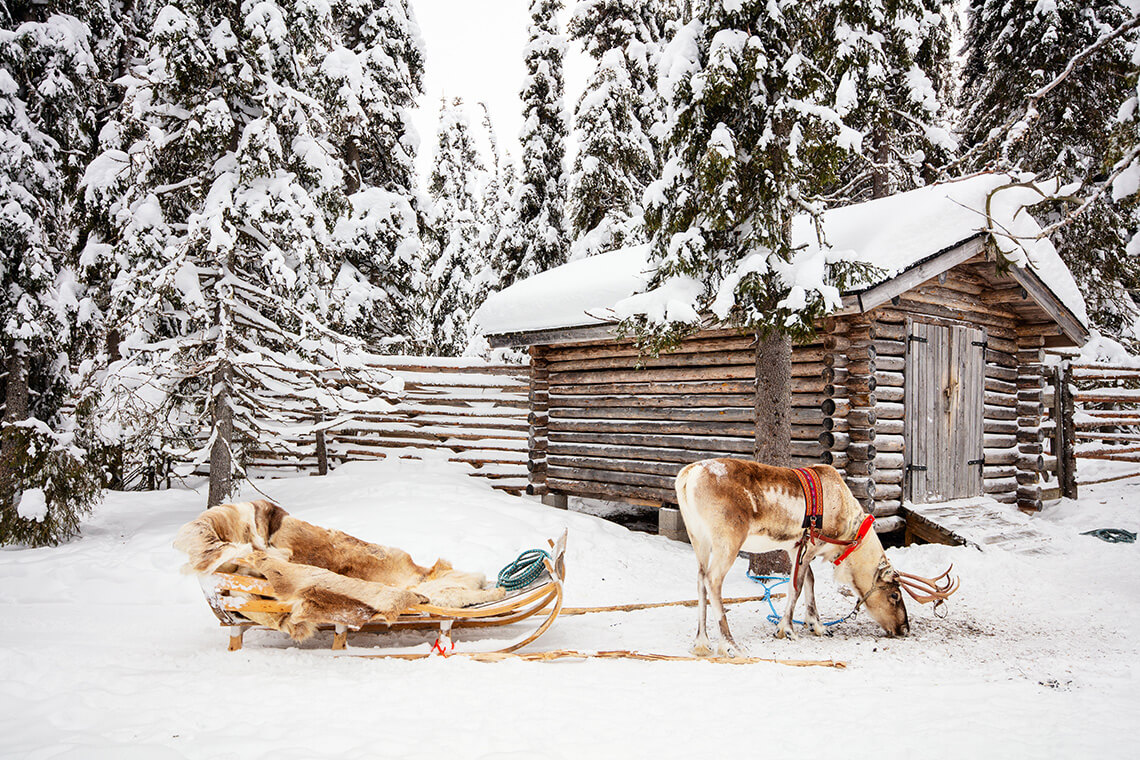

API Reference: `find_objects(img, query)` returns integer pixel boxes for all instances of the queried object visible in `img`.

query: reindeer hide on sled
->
[173,500,505,641]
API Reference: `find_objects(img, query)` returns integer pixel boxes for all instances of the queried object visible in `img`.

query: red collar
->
[829,514,876,566]
[800,513,876,564]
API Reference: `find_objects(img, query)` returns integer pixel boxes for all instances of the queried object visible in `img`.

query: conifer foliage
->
[566,0,668,259]
[327,0,428,349]
[425,97,492,356]
[632,0,871,345]
[82,0,397,506]
[959,0,1138,335]
[0,2,108,545]
[823,0,956,202]
[507,0,568,283]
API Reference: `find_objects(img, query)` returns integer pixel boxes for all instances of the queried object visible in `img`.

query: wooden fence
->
[184,358,530,494]
[1044,359,1140,496]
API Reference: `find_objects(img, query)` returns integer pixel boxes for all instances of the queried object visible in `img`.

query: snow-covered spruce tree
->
[626,0,873,465]
[490,151,527,291]
[323,0,428,351]
[425,98,492,356]
[476,102,507,278]
[0,3,110,546]
[1109,9,1140,333]
[82,0,398,506]
[959,0,1137,336]
[822,0,956,202]
[506,0,569,284]
[566,0,668,259]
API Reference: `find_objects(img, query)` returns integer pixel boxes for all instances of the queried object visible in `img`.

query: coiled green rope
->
[497,548,551,590]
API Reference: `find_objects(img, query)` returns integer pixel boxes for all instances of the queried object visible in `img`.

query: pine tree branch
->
[1033,143,1140,239]
[948,11,1140,174]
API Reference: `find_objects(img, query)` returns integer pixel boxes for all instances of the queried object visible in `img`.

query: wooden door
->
[904,321,985,503]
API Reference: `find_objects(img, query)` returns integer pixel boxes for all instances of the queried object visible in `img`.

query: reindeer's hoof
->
[775,623,796,640]
[690,640,714,657]
[807,622,825,637]
[717,641,744,659]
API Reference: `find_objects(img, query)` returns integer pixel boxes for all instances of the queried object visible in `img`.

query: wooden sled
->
[198,531,567,655]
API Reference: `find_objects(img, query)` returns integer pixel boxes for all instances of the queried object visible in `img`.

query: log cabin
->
[475,175,1090,536]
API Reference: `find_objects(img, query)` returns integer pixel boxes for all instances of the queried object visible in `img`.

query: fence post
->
[315,414,329,476]
[527,346,551,499]
[1059,361,1078,499]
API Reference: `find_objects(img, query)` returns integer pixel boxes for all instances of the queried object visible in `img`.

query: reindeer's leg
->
[776,547,811,640]
[704,546,744,658]
[691,567,713,657]
[802,564,824,636]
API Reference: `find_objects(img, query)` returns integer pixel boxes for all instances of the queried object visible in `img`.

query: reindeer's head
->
[852,559,961,636]
[858,557,910,637]
[843,536,960,637]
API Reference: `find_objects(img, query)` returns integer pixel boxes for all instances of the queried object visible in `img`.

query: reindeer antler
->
[897,564,959,607]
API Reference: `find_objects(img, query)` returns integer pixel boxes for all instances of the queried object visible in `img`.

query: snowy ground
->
[1,455,1138,759]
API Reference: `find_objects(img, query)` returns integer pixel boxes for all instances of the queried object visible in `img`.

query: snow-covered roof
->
[475,174,1088,338]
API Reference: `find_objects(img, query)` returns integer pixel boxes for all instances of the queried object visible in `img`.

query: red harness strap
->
[790,468,876,592]
[831,514,876,566]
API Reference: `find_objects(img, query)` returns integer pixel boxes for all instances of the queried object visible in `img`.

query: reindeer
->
[676,458,957,657]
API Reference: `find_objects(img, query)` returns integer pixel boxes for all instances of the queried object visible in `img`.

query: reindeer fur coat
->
[174,500,505,640]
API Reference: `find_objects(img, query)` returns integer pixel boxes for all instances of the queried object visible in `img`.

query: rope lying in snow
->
[353,649,847,667]
[1080,528,1137,544]
[747,571,853,628]
[559,594,782,616]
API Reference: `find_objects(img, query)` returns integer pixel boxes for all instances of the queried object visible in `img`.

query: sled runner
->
[198,531,567,654]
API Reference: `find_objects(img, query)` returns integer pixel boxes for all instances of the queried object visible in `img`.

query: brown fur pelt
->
[173,500,505,640]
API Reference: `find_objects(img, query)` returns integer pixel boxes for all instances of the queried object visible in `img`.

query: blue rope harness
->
[746,570,849,627]
[497,548,551,590]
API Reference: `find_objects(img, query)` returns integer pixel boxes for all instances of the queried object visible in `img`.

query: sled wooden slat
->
[211,573,275,596]
[198,532,568,655]
[222,598,293,614]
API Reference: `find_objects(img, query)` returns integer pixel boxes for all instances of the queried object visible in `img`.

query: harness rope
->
[745,571,855,627]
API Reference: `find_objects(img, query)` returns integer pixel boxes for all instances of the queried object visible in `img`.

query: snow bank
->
[0,456,1137,758]
[476,174,1088,336]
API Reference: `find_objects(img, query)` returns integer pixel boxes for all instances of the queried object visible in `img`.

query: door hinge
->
[971,340,988,349]
[967,458,985,467]
[907,464,928,472]
[908,335,928,345]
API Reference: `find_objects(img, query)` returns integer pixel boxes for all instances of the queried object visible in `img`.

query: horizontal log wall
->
[544,333,757,505]
[241,358,530,494]
[540,331,828,507]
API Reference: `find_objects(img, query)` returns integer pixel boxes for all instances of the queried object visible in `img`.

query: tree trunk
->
[207,362,234,507]
[345,137,361,195]
[0,352,29,528]
[754,332,792,466]
[872,124,890,199]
